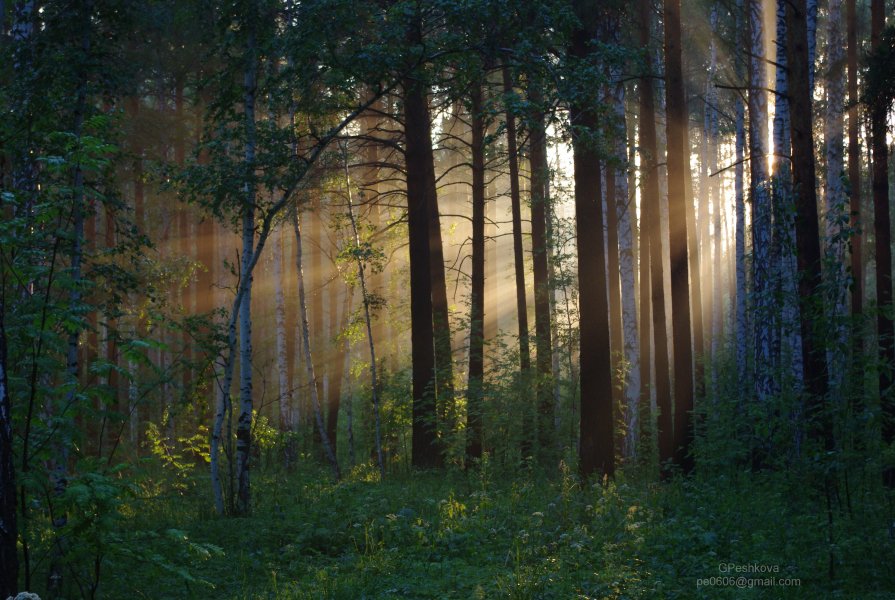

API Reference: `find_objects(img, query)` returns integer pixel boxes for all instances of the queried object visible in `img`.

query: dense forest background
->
[1,0,895,597]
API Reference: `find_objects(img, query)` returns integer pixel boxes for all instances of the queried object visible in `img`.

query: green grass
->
[100,459,895,599]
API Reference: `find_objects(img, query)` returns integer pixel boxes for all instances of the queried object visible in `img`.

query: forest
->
[1,0,894,597]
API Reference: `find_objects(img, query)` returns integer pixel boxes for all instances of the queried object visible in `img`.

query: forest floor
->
[104,459,894,599]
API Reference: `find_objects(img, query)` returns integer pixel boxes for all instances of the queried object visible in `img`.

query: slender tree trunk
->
[342,147,385,478]
[639,0,672,469]
[869,0,893,483]
[846,0,862,330]
[274,227,290,430]
[786,0,831,445]
[292,209,341,479]
[502,64,532,376]
[466,77,486,462]
[845,0,864,340]
[605,150,624,445]
[528,90,554,457]
[571,0,614,479]
[825,0,848,393]
[708,5,724,361]
[403,22,441,467]
[608,61,641,460]
[234,18,258,516]
[664,0,695,473]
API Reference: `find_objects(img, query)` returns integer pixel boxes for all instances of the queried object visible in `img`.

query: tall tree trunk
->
[708,5,724,361]
[403,21,441,467]
[528,90,554,458]
[750,0,774,410]
[274,227,290,430]
[846,0,862,331]
[502,64,532,377]
[466,77,486,462]
[786,0,831,446]
[292,209,341,479]
[774,0,804,397]
[342,146,385,477]
[176,77,191,404]
[845,0,864,332]
[825,0,848,393]
[234,17,257,516]
[639,0,672,468]
[605,149,624,447]
[429,138,454,431]
[571,0,614,479]
[664,0,695,473]
[310,205,325,449]
[734,0,748,388]
[611,76,641,460]
[869,0,893,483]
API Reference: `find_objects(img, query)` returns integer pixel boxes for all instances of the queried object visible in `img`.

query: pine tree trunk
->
[786,0,831,446]
[571,0,614,479]
[825,0,848,393]
[869,0,893,483]
[846,0,862,330]
[608,62,641,460]
[403,20,441,467]
[466,77,486,462]
[639,0,672,469]
[664,0,695,473]
[502,64,532,377]
[528,91,554,458]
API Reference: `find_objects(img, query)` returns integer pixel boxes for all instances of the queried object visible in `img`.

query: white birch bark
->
[749,0,774,402]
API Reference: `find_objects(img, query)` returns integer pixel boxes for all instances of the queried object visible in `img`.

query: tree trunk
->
[786,0,831,446]
[571,0,614,479]
[342,147,385,478]
[750,0,774,410]
[869,0,893,483]
[274,226,290,430]
[825,0,848,393]
[234,19,258,516]
[403,22,441,467]
[846,0,862,329]
[639,0,672,469]
[502,64,532,377]
[664,0,695,473]
[292,209,341,479]
[528,90,554,458]
[605,148,624,448]
[466,77,486,462]
[608,58,640,460]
